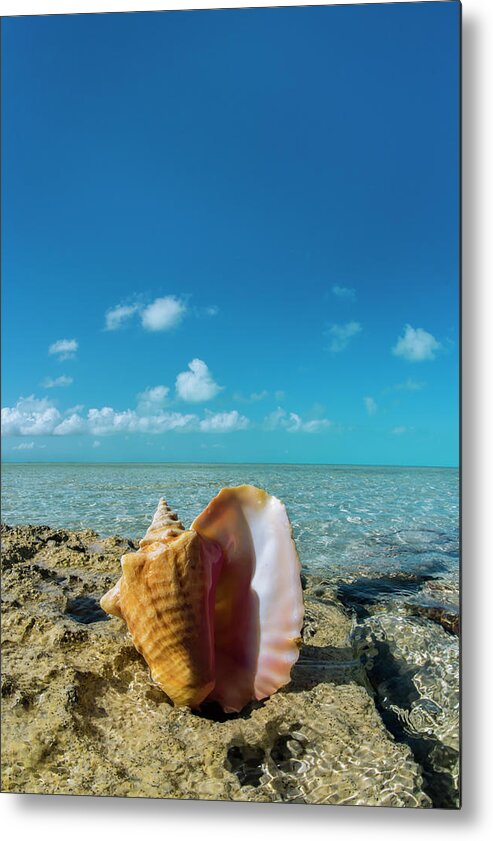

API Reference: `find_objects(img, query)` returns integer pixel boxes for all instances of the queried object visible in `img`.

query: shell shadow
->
[65,596,110,624]
[192,697,265,723]
[336,573,436,619]
[289,642,364,691]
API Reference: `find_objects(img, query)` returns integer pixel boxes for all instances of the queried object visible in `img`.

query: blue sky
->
[1,2,460,466]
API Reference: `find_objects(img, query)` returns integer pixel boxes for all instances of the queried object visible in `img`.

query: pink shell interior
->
[192,485,304,712]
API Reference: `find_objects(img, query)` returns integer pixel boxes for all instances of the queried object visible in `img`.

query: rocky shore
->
[1,523,458,807]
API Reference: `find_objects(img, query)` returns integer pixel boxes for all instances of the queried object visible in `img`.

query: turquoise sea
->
[1,462,459,583]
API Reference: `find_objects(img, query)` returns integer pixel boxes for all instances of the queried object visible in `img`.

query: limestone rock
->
[1,523,431,806]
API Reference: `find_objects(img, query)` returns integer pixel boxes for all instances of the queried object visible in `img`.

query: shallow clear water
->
[1,462,459,584]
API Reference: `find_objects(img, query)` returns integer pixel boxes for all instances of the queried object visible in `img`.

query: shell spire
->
[140,498,184,547]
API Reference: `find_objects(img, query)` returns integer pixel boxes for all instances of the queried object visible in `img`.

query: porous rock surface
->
[1,523,431,806]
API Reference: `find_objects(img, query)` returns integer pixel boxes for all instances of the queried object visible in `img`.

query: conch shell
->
[100,485,304,712]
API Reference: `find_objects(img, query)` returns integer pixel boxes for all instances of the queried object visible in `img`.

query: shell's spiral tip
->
[139,498,185,546]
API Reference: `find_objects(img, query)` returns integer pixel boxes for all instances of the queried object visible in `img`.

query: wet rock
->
[352,612,460,807]
[405,603,459,635]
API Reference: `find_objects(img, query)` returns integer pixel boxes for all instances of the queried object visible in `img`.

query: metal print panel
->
[1,1,460,808]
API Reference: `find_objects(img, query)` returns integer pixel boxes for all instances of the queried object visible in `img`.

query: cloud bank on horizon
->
[1,302,448,460]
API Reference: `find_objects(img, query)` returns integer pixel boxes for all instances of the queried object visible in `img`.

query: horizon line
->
[2,460,459,469]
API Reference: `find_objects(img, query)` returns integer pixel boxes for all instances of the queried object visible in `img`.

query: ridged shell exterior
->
[101,505,223,707]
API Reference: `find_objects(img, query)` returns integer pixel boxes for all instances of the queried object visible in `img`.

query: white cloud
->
[264,407,331,433]
[42,375,73,388]
[332,285,356,301]
[141,296,186,332]
[2,396,255,438]
[1,398,199,438]
[285,413,303,432]
[176,359,223,402]
[200,410,249,432]
[393,378,425,391]
[136,385,170,412]
[11,441,46,451]
[86,407,135,436]
[233,389,269,404]
[86,407,198,436]
[364,396,377,416]
[105,304,139,331]
[264,407,287,431]
[141,412,197,434]
[297,418,332,433]
[392,426,408,435]
[392,325,441,362]
[105,296,220,332]
[93,440,101,448]
[327,321,362,352]
[2,396,62,436]
[53,413,86,435]
[48,339,78,360]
